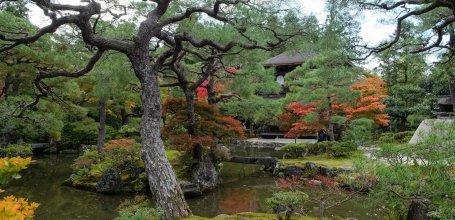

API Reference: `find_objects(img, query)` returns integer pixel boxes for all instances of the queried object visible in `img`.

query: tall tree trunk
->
[207,78,217,105]
[120,108,129,125]
[184,90,196,136]
[184,89,202,160]
[97,97,106,153]
[12,73,20,96]
[449,81,455,112]
[327,96,335,141]
[2,73,12,99]
[134,60,190,219]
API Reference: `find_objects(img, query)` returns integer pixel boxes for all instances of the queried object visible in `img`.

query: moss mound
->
[66,140,184,193]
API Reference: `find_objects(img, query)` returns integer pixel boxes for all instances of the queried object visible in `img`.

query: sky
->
[28,0,398,69]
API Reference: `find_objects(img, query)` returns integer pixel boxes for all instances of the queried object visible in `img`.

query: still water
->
[5,151,382,219]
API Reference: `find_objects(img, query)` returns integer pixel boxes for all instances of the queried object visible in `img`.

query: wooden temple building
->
[260,52,316,99]
[433,95,455,119]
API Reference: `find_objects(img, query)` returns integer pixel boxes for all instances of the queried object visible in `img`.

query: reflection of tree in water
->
[218,188,259,214]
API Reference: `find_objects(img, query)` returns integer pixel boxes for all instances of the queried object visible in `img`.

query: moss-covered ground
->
[279,153,359,169]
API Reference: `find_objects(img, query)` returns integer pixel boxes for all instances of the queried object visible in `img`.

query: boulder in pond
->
[192,155,219,192]
[96,169,123,193]
[181,182,202,198]
[283,166,304,177]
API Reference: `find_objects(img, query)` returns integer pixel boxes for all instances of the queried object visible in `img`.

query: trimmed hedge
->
[281,141,356,158]
[0,144,33,157]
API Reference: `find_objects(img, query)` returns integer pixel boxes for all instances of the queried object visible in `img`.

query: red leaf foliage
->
[162,96,245,150]
[279,77,389,137]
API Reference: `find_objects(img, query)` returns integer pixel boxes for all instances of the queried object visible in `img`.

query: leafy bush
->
[282,141,356,158]
[0,144,33,157]
[342,118,374,146]
[281,142,328,158]
[266,190,308,220]
[335,173,378,191]
[104,139,137,152]
[378,131,414,144]
[0,156,39,219]
[116,196,163,220]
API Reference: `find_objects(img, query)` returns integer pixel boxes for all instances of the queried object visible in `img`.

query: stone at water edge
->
[191,155,219,192]
[180,182,202,198]
[283,166,304,177]
[96,168,123,193]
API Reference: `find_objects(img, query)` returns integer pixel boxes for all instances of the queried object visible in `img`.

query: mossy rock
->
[182,212,317,220]
[67,149,188,193]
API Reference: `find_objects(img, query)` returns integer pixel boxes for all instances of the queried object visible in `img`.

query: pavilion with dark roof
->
[260,52,317,98]
[264,51,316,80]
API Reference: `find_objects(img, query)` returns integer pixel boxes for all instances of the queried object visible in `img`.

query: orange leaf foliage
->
[104,139,137,152]
[279,77,389,137]
[344,77,389,125]
[162,96,245,150]
[0,196,39,220]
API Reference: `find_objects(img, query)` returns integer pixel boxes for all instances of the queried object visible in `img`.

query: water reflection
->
[4,151,382,219]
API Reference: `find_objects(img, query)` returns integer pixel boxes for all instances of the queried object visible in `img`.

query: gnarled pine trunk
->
[97,97,106,153]
[134,60,190,219]
[327,95,335,141]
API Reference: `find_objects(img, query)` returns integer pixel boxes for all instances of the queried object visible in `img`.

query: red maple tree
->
[344,77,389,125]
[162,96,245,150]
[279,77,389,137]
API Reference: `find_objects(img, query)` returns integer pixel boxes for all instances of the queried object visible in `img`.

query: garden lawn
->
[280,153,357,169]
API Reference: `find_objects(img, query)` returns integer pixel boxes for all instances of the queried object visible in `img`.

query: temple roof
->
[263,52,317,67]
[438,95,453,106]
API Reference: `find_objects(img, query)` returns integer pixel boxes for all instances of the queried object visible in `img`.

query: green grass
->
[166,150,183,162]
[280,153,359,169]
[182,212,317,220]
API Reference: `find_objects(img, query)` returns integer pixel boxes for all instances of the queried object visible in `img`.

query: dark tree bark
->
[449,81,455,112]
[327,95,335,141]
[133,58,190,218]
[12,73,20,96]
[120,108,129,125]
[97,97,106,153]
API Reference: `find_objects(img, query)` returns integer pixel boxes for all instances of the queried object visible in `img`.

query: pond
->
[5,148,383,219]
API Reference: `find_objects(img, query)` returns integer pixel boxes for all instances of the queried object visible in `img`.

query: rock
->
[181,182,202,198]
[406,199,430,220]
[303,162,319,178]
[96,169,123,193]
[320,166,336,177]
[192,155,219,192]
[283,166,304,177]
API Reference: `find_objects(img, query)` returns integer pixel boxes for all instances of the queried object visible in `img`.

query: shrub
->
[212,147,231,161]
[104,139,137,152]
[281,143,326,158]
[116,196,163,220]
[378,131,414,144]
[0,144,33,157]
[342,118,374,146]
[0,157,39,220]
[327,142,356,158]
[282,141,357,158]
[70,150,101,171]
[266,190,308,220]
